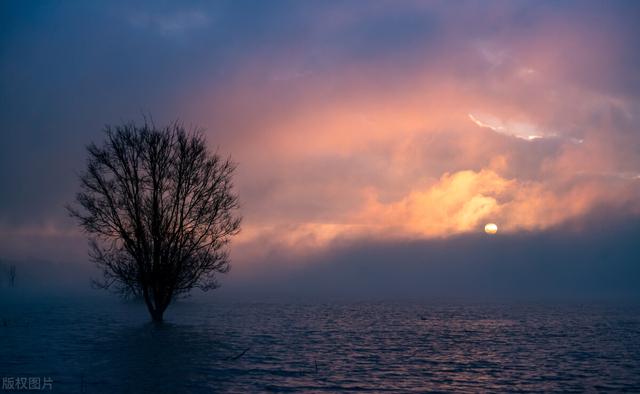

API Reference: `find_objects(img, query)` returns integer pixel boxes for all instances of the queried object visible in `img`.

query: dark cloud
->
[226,210,640,301]
[4,210,639,302]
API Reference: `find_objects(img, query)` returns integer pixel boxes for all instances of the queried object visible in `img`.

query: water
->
[1,298,640,392]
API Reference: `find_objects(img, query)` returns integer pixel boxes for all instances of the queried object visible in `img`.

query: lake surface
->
[1,298,640,392]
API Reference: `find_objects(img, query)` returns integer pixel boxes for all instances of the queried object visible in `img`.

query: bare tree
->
[68,121,241,321]
[8,265,15,287]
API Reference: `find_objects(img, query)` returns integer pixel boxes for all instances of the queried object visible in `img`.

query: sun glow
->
[484,223,498,234]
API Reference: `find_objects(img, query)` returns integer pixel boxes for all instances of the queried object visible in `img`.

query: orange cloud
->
[234,168,639,258]
[144,2,640,287]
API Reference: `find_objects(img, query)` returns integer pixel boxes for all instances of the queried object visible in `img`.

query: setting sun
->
[484,223,498,234]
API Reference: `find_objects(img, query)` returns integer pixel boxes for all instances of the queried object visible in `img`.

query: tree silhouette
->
[69,121,241,321]
[8,264,15,287]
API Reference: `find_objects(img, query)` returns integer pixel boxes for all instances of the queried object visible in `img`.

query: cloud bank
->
[1,1,639,297]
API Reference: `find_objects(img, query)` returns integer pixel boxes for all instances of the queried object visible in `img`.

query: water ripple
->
[1,300,640,392]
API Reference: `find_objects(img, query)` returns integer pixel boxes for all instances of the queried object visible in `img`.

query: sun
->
[484,223,498,234]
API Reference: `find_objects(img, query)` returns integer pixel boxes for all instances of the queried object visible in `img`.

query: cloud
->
[232,166,639,258]
[127,9,210,36]
[468,113,546,141]
[225,209,640,301]
[1,0,640,284]
[468,113,583,144]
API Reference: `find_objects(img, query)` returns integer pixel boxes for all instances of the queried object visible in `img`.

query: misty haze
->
[2,1,640,392]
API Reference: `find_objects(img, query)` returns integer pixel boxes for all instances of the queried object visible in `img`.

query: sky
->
[1,0,640,300]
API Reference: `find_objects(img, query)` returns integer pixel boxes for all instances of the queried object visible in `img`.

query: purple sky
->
[1,1,640,299]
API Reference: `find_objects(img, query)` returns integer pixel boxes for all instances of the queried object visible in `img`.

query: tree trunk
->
[143,288,166,322]
[150,307,164,322]
[147,298,170,322]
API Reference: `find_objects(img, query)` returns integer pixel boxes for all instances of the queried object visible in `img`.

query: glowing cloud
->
[2,1,640,267]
